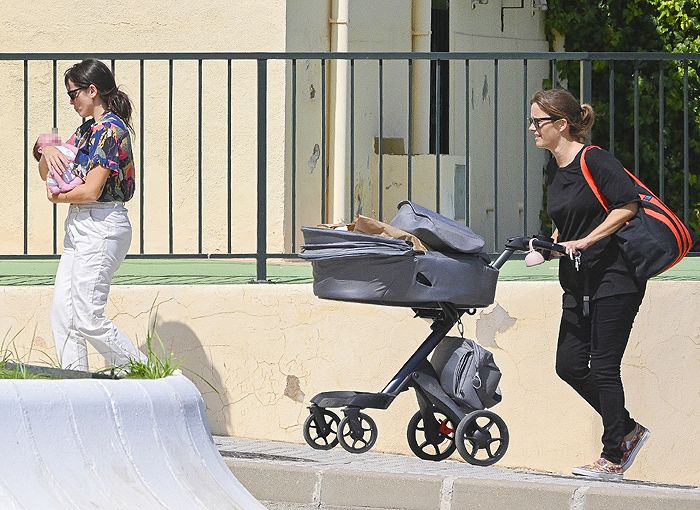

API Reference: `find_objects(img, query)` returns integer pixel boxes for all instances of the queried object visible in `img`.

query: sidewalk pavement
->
[216,436,700,510]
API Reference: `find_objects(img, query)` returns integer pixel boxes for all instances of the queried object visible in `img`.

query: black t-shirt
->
[546,146,645,308]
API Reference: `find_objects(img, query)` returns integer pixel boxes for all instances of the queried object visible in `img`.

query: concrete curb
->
[219,437,700,510]
[0,375,265,509]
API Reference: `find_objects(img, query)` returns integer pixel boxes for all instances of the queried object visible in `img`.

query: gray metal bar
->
[551,59,557,88]
[435,59,441,212]
[256,59,268,282]
[168,59,174,254]
[658,61,664,200]
[23,60,28,255]
[228,59,233,253]
[580,59,592,104]
[198,59,203,253]
[291,59,297,252]
[139,59,145,253]
[3,51,698,61]
[379,59,384,221]
[407,59,412,202]
[683,60,689,224]
[494,59,499,252]
[609,61,615,155]
[52,59,58,255]
[321,59,326,224]
[522,58,528,235]
[634,62,639,177]
[465,59,470,226]
[350,59,355,218]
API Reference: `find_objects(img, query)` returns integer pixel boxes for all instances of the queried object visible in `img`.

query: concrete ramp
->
[0,374,266,510]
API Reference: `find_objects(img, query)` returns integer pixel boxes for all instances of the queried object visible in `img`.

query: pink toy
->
[524,238,545,267]
[46,144,83,194]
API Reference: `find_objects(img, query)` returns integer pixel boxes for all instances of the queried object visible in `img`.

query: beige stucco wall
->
[1,1,288,255]
[2,281,699,486]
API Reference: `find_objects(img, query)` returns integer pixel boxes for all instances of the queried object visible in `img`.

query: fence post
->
[580,59,592,104]
[256,59,268,282]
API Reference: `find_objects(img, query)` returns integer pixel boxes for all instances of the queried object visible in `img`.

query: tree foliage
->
[544,1,700,246]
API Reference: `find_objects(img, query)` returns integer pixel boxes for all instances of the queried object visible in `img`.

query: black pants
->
[555,291,644,464]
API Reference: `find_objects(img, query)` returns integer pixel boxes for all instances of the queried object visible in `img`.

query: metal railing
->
[1,52,698,280]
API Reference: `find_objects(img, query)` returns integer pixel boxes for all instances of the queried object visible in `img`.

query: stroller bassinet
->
[300,201,499,308]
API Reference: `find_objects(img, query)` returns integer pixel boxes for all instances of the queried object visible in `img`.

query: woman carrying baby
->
[34,59,146,371]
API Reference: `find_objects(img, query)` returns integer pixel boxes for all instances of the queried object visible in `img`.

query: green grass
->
[122,329,180,379]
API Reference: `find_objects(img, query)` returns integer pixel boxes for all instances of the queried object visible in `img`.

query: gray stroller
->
[300,201,563,465]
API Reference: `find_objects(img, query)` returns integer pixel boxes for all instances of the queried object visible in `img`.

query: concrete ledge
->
[450,478,576,509]
[221,437,700,510]
[0,375,265,509]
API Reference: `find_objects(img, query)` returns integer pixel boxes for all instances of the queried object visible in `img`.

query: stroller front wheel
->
[303,408,341,450]
[337,411,378,454]
[455,410,509,466]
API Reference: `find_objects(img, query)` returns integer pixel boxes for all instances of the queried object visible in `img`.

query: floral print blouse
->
[66,112,135,202]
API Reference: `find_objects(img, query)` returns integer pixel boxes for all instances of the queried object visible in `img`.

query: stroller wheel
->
[406,409,457,461]
[303,409,340,450]
[455,410,509,466]
[337,411,378,454]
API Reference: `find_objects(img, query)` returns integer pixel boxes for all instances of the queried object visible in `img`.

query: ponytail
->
[106,87,134,133]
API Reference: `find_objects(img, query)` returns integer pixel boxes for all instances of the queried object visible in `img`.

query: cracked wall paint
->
[475,303,516,349]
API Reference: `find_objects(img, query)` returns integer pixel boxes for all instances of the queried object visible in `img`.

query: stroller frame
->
[303,236,562,465]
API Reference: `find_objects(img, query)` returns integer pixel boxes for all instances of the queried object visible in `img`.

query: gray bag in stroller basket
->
[430,336,502,411]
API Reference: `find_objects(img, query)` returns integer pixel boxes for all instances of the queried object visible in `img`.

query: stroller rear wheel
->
[406,409,457,461]
[303,408,340,450]
[455,410,509,466]
[337,411,378,454]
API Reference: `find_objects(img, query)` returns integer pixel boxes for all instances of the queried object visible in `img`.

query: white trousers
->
[51,202,147,371]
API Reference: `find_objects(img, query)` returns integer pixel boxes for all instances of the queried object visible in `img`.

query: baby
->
[45,143,83,194]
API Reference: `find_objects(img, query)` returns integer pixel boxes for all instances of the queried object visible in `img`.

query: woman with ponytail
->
[529,88,650,480]
[36,59,146,372]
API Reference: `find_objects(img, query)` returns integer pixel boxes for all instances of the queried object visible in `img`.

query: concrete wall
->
[2,281,699,486]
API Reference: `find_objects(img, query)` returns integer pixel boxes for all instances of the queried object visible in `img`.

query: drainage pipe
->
[330,0,349,223]
[412,0,431,154]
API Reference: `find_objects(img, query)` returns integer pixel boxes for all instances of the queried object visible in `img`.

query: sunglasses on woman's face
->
[527,116,559,129]
[67,87,87,101]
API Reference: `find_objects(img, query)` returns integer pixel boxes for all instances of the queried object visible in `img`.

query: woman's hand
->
[559,238,595,259]
[41,145,70,176]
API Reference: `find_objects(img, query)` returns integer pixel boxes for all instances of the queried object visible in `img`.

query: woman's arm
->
[559,202,638,257]
[47,166,110,204]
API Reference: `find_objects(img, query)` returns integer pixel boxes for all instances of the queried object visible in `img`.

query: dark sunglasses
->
[67,87,88,100]
[527,116,559,129]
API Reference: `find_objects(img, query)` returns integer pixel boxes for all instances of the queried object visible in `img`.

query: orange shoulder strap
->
[579,145,610,214]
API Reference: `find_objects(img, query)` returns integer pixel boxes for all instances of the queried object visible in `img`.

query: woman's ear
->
[87,84,99,99]
[557,118,569,133]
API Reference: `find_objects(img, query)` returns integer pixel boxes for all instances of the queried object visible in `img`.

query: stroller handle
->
[491,235,566,270]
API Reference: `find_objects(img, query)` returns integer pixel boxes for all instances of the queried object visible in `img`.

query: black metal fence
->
[2,52,698,280]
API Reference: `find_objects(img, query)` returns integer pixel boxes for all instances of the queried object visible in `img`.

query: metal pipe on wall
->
[330,0,349,223]
[411,0,431,155]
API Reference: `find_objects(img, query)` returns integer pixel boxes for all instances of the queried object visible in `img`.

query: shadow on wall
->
[154,320,228,434]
